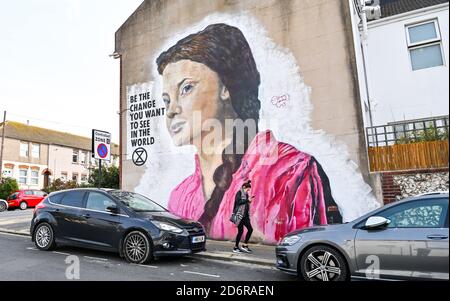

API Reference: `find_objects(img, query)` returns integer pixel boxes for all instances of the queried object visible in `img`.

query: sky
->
[0,0,144,144]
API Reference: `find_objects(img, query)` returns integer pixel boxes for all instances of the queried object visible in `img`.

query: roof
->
[379,0,449,18]
[0,121,119,155]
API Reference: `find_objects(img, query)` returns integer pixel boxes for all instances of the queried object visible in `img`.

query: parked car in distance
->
[7,190,48,210]
[30,188,206,264]
[0,199,7,212]
[276,192,449,281]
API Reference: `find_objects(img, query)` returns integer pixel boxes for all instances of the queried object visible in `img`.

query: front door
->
[78,191,124,250]
[355,198,449,280]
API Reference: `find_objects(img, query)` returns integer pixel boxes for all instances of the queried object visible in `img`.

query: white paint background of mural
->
[133,13,380,222]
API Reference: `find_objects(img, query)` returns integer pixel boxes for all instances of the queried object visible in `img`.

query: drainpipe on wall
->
[360,2,375,128]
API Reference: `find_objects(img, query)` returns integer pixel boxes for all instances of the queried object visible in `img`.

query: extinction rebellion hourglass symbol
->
[132,148,148,166]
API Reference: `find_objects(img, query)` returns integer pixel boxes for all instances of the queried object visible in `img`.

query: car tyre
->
[19,201,27,210]
[0,201,7,212]
[123,231,152,264]
[299,245,348,281]
[34,222,56,251]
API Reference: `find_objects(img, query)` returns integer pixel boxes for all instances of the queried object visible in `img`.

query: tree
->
[0,177,19,200]
[43,179,80,194]
[88,165,119,189]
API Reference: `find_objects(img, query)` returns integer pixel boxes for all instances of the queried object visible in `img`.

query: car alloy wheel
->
[20,202,27,210]
[300,246,348,281]
[34,223,56,251]
[124,231,151,264]
[0,201,6,212]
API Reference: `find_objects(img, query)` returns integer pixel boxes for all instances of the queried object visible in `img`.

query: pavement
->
[0,209,277,268]
[0,232,296,281]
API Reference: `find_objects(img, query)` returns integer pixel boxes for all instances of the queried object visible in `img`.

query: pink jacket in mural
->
[168,130,341,243]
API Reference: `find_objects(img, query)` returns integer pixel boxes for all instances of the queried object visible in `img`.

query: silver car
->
[276,192,449,281]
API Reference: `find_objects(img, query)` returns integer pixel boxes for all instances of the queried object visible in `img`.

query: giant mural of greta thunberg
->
[155,23,343,243]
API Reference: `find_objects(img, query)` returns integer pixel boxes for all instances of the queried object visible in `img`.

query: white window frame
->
[60,172,68,182]
[19,169,28,184]
[30,170,39,185]
[80,151,87,165]
[31,144,40,159]
[2,167,13,177]
[20,142,29,157]
[72,150,79,164]
[405,19,445,71]
[81,174,88,183]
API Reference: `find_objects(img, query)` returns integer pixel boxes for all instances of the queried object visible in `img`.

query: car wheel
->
[19,201,28,210]
[0,201,7,212]
[123,231,152,264]
[34,222,56,251]
[299,245,348,281]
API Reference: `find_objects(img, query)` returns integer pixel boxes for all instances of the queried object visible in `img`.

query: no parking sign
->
[92,129,111,162]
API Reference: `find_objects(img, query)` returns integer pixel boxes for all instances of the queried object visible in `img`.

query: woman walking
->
[232,181,254,253]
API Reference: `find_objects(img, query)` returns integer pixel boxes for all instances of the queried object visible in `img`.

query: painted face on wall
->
[162,59,229,147]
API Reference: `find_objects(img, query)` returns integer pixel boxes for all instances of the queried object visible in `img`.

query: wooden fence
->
[368,140,449,172]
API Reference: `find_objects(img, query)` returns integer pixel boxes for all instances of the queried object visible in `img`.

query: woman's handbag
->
[230,204,246,225]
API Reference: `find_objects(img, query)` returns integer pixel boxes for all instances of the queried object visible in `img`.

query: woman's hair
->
[157,23,261,230]
[242,182,251,189]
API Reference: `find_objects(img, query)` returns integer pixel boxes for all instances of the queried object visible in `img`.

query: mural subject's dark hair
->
[157,23,261,230]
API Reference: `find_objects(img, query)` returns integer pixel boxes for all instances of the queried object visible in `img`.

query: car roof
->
[49,188,126,194]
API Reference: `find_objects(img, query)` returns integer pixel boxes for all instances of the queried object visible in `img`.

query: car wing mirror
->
[364,216,391,230]
[106,205,119,214]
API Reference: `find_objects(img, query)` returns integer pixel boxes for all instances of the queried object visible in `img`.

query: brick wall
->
[381,168,449,204]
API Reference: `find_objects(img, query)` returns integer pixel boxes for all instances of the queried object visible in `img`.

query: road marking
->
[53,251,71,256]
[183,271,220,278]
[26,247,37,251]
[0,218,31,226]
[83,256,108,261]
[0,231,29,238]
[133,264,158,269]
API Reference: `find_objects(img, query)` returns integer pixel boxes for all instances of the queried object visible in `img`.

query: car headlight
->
[281,235,302,246]
[152,221,184,234]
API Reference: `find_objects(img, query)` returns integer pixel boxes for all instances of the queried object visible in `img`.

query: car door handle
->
[427,234,448,240]
[82,213,91,219]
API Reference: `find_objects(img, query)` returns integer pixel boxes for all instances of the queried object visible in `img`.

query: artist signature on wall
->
[271,94,290,108]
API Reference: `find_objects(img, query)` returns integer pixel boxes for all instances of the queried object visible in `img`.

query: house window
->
[80,151,87,165]
[2,168,13,177]
[19,169,28,184]
[72,150,79,164]
[406,20,444,71]
[20,142,29,157]
[31,170,39,185]
[61,172,67,182]
[31,144,40,159]
[72,173,78,182]
[81,174,88,183]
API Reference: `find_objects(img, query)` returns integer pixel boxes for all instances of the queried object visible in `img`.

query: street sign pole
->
[98,159,102,188]
[0,111,6,178]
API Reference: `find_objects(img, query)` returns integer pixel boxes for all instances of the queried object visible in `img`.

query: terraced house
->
[0,121,119,189]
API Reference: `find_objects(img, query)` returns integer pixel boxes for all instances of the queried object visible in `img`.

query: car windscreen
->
[108,191,166,213]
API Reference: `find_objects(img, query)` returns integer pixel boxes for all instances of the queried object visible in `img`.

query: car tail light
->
[33,202,46,214]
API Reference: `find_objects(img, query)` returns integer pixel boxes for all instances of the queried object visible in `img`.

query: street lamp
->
[110,51,123,189]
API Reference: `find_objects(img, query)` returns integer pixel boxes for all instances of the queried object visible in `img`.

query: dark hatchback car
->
[30,189,206,263]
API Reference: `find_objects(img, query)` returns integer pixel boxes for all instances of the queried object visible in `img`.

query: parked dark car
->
[276,192,449,281]
[30,188,206,263]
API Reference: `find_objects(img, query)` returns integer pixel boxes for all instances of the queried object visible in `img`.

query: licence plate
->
[192,236,205,243]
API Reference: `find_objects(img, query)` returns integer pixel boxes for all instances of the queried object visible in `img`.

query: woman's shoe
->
[233,247,241,253]
[241,245,252,253]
